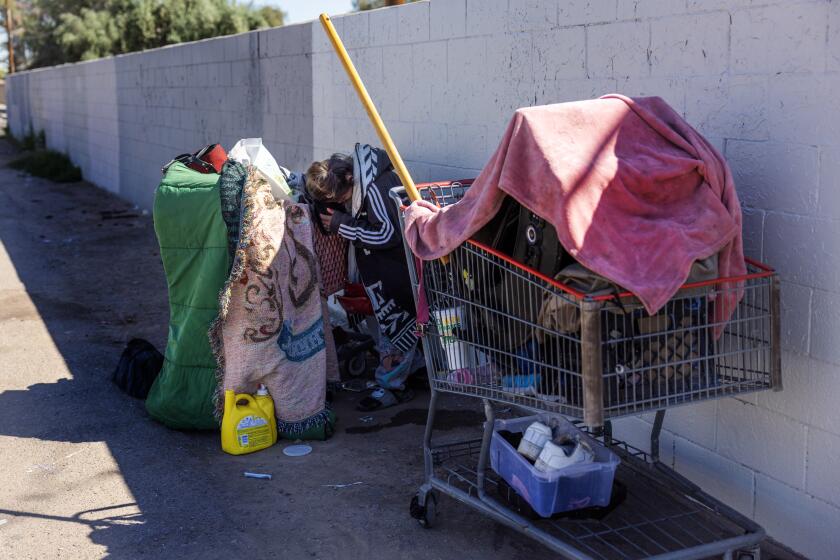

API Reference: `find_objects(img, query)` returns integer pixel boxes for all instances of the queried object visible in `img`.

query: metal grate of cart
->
[391,181,781,560]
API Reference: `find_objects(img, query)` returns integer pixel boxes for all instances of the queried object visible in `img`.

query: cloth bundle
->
[210,167,336,440]
[536,257,718,337]
[535,259,718,393]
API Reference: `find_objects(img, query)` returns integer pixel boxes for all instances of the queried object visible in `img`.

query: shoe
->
[356,386,415,412]
[517,421,553,462]
[534,439,594,473]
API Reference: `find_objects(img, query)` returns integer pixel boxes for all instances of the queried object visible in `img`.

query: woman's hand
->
[320,208,335,231]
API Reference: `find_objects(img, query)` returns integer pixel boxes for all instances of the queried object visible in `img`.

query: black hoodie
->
[328,144,417,352]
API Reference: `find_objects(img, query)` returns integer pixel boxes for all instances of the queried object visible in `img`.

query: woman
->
[305,144,423,411]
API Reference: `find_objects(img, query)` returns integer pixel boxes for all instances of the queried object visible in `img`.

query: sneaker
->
[517,421,553,462]
[534,439,594,473]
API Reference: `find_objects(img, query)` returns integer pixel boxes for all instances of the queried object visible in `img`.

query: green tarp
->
[145,162,231,430]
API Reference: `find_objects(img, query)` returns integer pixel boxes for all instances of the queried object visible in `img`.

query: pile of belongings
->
[404,95,745,400]
[147,139,340,439]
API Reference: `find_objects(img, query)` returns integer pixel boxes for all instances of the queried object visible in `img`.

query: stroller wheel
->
[343,353,368,378]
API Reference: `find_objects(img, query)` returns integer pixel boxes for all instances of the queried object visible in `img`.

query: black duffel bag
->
[112,339,163,399]
[453,197,573,354]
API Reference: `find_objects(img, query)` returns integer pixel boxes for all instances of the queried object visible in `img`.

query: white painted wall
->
[7,1,840,557]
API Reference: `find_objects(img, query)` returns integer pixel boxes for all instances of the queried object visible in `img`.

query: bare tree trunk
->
[5,0,14,74]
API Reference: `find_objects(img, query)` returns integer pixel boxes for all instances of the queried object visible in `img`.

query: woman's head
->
[306,154,354,203]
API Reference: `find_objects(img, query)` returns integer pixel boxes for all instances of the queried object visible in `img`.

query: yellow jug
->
[221,386,277,455]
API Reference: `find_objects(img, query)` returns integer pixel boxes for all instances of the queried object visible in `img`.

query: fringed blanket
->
[210,168,335,440]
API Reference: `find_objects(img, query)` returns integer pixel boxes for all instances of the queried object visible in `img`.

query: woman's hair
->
[306,153,354,202]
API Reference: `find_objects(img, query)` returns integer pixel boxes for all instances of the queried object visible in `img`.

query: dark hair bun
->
[306,154,353,202]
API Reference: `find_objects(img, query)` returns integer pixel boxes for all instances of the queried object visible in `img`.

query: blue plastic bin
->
[489,414,620,517]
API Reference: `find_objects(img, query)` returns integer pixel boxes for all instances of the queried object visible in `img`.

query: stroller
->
[299,187,380,382]
[332,283,379,380]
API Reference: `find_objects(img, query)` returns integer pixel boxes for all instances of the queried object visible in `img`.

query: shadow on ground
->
[0,139,544,559]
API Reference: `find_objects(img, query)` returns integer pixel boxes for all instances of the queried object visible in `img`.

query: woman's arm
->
[327,185,402,250]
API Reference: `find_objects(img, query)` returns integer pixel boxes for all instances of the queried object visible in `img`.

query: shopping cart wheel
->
[409,491,438,529]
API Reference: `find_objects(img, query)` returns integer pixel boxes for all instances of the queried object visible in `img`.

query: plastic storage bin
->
[489,414,620,517]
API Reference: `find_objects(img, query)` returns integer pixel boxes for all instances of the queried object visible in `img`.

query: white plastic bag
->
[229,138,293,201]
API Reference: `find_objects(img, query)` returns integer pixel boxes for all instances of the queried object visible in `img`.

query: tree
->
[4,0,14,73]
[16,0,286,68]
[258,5,284,27]
[353,0,418,11]
[1,0,24,72]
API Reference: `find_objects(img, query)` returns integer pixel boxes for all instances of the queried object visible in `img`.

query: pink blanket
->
[404,95,745,317]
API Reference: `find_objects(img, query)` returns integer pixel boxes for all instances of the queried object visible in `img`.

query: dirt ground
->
[0,140,800,560]
[0,139,559,560]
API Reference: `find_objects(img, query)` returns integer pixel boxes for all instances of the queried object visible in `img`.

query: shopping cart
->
[390,181,781,560]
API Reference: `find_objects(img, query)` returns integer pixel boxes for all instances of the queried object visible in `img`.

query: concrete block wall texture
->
[6,0,840,556]
[7,28,315,209]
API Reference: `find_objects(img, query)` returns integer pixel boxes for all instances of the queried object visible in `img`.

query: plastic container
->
[489,414,619,517]
[433,307,471,371]
[254,384,278,447]
[221,387,277,455]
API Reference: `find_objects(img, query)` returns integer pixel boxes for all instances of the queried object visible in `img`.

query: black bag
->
[161,144,227,175]
[453,197,528,357]
[112,339,163,399]
[511,204,572,278]
[470,196,521,253]
[456,197,571,358]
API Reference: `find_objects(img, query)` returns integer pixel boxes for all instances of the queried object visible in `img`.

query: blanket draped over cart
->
[404,95,745,325]
[210,167,335,440]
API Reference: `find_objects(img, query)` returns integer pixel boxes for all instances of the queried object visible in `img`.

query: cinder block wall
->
[7,26,315,209]
[7,1,840,557]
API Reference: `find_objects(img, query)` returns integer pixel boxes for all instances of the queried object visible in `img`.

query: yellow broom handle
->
[319,13,421,202]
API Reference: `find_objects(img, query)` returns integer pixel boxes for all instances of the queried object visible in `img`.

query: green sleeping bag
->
[146,162,231,430]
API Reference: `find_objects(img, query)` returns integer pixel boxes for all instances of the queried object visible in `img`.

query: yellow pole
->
[319,13,420,203]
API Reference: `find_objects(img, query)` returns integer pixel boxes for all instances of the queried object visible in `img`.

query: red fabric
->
[199,144,228,174]
[404,95,745,318]
[337,283,374,316]
[413,256,429,329]
[182,144,228,174]
[312,226,348,297]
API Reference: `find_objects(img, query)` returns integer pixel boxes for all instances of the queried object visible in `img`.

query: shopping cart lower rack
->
[421,429,765,560]
[391,182,780,560]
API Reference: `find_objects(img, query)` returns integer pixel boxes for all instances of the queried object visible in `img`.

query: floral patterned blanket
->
[211,167,335,439]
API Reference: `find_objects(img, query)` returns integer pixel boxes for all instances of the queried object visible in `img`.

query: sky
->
[263,0,355,24]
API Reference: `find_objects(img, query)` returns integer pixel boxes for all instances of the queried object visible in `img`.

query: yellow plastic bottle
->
[221,386,277,455]
[254,384,278,446]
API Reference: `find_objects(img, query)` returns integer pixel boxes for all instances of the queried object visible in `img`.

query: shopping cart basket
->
[390,181,780,560]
